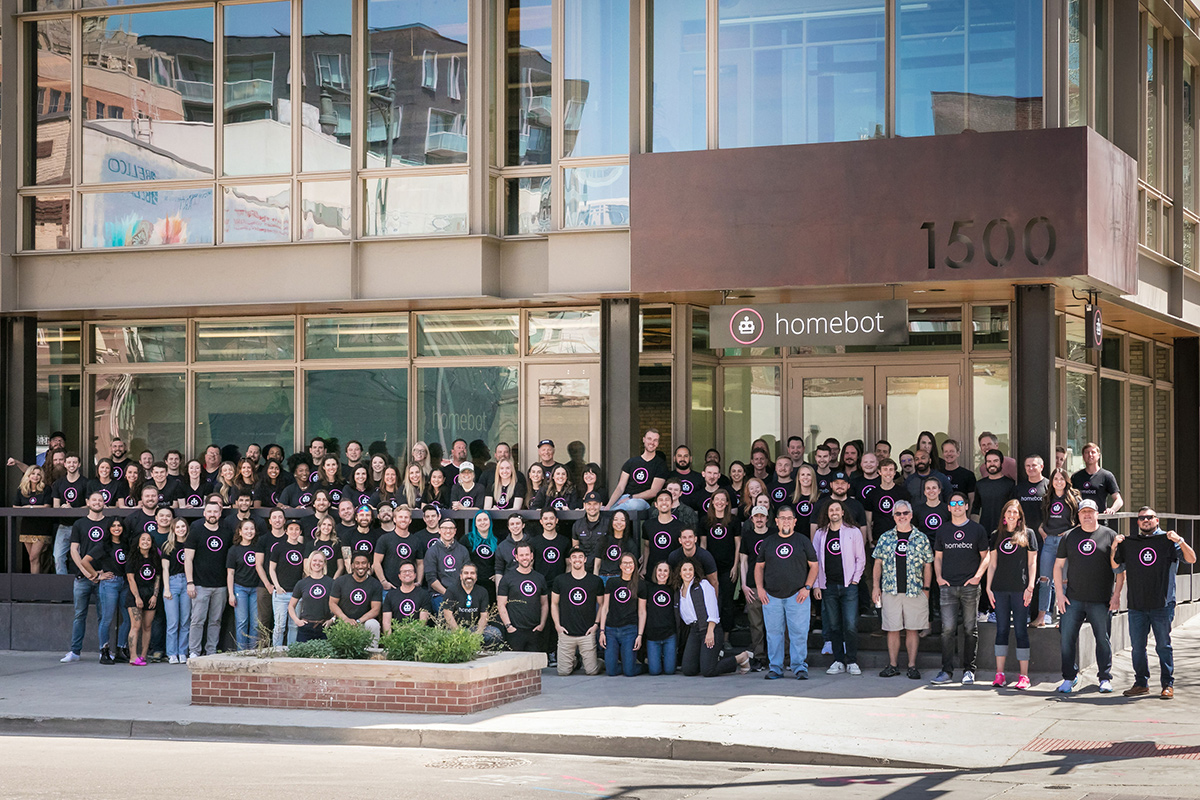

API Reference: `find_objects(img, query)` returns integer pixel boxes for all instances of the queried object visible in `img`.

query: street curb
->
[0,714,946,770]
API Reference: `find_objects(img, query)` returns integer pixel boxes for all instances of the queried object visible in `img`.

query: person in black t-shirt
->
[124,531,161,666]
[599,553,646,677]
[551,548,604,676]
[1054,499,1122,694]
[755,506,819,680]
[642,491,683,574]
[1014,456,1049,535]
[497,542,549,652]
[331,553,384,646]
[644,562,678,675]
[1070,442,1123,513]
[932,492,990,685]
[1113,507,1196,699]
[441,564,502,645]
[289,551,335,642]
[225,519,261,652]
[940,440,977,507]
[606,429,668,514]
[971,450,1016,534]
[671,446,705,512]
[60,491,109,663]
[269,521,307,646]
[184,497,229,658]
[985,500,1038,689]
[382,562,433,632]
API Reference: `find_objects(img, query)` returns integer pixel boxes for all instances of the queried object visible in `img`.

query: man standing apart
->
[755,506,819,680]
[1070,442,1123,513]
[551,548,604,676]
[872,501,933,679]
[931,492,990,685]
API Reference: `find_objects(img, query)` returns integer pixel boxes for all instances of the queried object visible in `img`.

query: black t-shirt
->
[605,577,646,628]
[185,522,230,588]
[305,539,343,573]
[124,508,160,539]
[469,539,498,584]
[740,524,775,566]
[703,518,738,569]
[256,531,287,577]
[667,546,718,577]
[814,469,833,496]
[442,582,489,627]
[69,516,110,576]
[934,520,989,586]
[226,543,261,587]
[621,455,667,498]
[868,482,911,537]
[533,534,568,582]
[893,529,913,593]
[271,538,308,592]
[314,480,344,505]
[52,475,89,508]
[86,538,126,575]
[813,495,867,529]
[971,476,1016,532]
[823,527,846,585]
[451,482,487,509]
[553,572,604,636]
[165,542,188,576]
[673,470,705,510]
[257,480,288,508]
[332,574,382,621]
[1114,535,1179,611]
[127,549,161,598]
[989,528,1038,593]
[1015,478,1048,532]
[149,480,179,508]
[342,485,375,509]
[766,477,794,510]
[86,479,125,507]
[755,533,818,597]
[644,582,677,640]
[914,502,950,542]
[944,467,977,498]
[292,576,334,622]
[345,526,381,561]
[177,480,211,509]
[1042,494,1076,535]
[383,585,432,623]
[593,534,639,576]
[221,513,266,541]
[497,569,548,630]
[109,458,132,483]
[1055,525,1118,604]
[793,494,818,533]
[1070,468,1120,510]
[278,483,315,508]
[644,517,684,570]
[375,530,425,586]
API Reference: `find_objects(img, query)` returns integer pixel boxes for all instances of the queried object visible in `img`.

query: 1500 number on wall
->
[921,217,1056,270]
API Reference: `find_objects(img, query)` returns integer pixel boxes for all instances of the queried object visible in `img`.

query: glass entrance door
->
[789,369,875,455]
[875,365,962,455]
[524,364,600,481]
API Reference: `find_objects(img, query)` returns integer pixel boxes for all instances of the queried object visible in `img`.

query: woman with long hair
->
[372,465,402,509]
[987,500,1038,689]
[256,459,287,507]
[423,467,451,508]
[402,463,426,509]
[343,465,375,508]
[213,461,237,506]
[160,517,192,663]
[1034,468,1080,627]
[534,464,579,511]
[580,462,606,503]
[279,462,314,508]
[85,517,128,664]
[120,462,146,508]
[485,458,522,510]
[675,558,750,677]
[593,509,638,582]
[288,551,334,642]
[741,477,769,520]
[791,464,819,532]
[916,430,944,472]
[16,465,52,573]
[599,552,646,677]
[314,456,344,504]
[467,511,500,603]
[124,531,160,666]
[410,441,432,478]
[523,464,545,508]
[727,460,747,507]
[86,458,123,507]
[226,519,261,652]
[177,459,211,509]
[702,488,740,635]
[232,458,261,507]
[306,515,343,578]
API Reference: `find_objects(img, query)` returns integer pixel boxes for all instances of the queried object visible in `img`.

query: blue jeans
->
[763,591,811,676]
[117,584,131,645]
[646,634,677,675]
[994,590,1030,660]
[1037,534,1061,613]
[604,624,640,677]
[97,577,123,650]
[1059,599,1112,681]
[820,583,859,665]
[70,577,99,655]
[939,584,979,673]
[163,573,191,659]
[1128,607,1173,688]
[54,525,73,575]
[232,584,258,651]
[612,495,650,513]
[271,590,298,646]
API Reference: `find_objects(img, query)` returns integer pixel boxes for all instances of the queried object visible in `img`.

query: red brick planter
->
[189,652,546,715]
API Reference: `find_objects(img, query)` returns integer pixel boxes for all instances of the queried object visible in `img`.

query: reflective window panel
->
[722,365,781,464]
[93,323,186,363]
[363,173,468,236]
[528,310,601,355]
[506,0,553,166]
[649,0,706,152]
[81,8,215,181]
[897,0,1043,137]
[223,2,291,177]
[506,176,551,234]
[972,305,1010,350]
[418,312,518,358]
[302,0,352,172]
[973,361,1011,470]
[30,19,72,186]
[37,323,82,367]
[195,370,294,450]
[417,366,519,451]
[196,319,295,362]
[640,306,672,352]
[365,0,469,167]
[1063,369,1091,473]
[564,166,629,228]
[563,0,629,157]
[25,194,71,250]
[691,365,716,460]
[37,374,82,460]
[718,0,886,148]
[81,188,215,248]
[93,372,186,460]
[223,183,291,244]
[305,315,409,360]
[301,180,352,240]
[638,364,673,449]
[305,369,408,461]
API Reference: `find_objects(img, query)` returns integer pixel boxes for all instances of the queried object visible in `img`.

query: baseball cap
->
[831,471,849,482]
[583,491,602,503]
[751,504,770,517]
[1078,499,1099,511]
[458,462,475,473]
[538,439,555,448]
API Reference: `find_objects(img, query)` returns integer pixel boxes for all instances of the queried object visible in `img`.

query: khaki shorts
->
[881,592,929,631]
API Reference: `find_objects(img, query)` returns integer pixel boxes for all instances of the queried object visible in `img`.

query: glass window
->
[1129,339,1150,377]
[37,374,81,459]
[638,364,673,448]
[1154,388,1171,505]
[81,188,215,249]
[718,0,886,149]
[305,315,409,360]
[506,176,552,234]
[30,19,72,186]
[1146,22,1158,187]
[1155,344,1171,381]
[1065,316,1090,363]
[301,180,351,240]
[417,312,519,357]
[81,8,215,182]
[972,305,1010,350]
[93,324,186,363]
[196,319,295,362]
[92,372,186,459]
[897,0,1043,137]
[649,0,706,152]
[691,365,716,460]
[195,370,294,450]
[691,307,710,353]
[366,0,468,167]
[223,183,291,243]
[1067,0,1086,127]
[722,365,781,464]
[1093,0,1108,136]
[417,366,519,449]
[305,369,408,460]
[25,193,71,250]
[1185,61,1195,213]
[640,306,672,352]
[563,0,629,158]
[1128,383,1149,509]
[506,0,553,166]
[37,323,82,367]
[1064,369,1092,473]
[791,306,962,354]
[564,166,629,228]
[1101,334,1122,371]
[223,2,291,177]
[303,0,352,172]
[364,174,468,236]
[528,310,601,355]
[1099,376,1124,489]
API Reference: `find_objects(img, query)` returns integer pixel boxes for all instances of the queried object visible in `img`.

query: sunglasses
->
[893,511,912,517]
[948,501,966,507]
[1137,515,1157,521]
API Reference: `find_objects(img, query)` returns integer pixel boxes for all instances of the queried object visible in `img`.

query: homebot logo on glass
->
[730,308,764,346]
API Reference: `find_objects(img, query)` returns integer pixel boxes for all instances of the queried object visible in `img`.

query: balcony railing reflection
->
[224,78,274,109]
[425,130,468,156]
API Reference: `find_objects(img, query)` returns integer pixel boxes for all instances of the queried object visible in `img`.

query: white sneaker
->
[961,670,975,685]
[1042,613,1053,627]
[60,652,80,663]
[167,655,179,664]
[1098,679,1113,693]
[847,663,862,676]
[820,642,833,655]
[976,612,990,623]
[826,661,846,675]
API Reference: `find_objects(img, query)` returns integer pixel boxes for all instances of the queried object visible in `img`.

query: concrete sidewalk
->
[2,615,1199,771]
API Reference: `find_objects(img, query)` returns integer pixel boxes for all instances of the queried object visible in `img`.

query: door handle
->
[878,403,885,440]
[864,403,871,443]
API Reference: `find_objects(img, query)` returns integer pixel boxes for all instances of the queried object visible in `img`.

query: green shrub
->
[287,639,336,659]
[324,619,374,660]
[379,620,436,662]
[378,621,482,664]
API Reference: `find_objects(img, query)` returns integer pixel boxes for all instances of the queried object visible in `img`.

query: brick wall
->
[191,669,541,715]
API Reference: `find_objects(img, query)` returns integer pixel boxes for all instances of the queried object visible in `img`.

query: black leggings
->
[679,624,737,677]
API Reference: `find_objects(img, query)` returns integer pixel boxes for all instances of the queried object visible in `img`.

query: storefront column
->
[601,298,639,488]
[1014,286,1056,465]
[0,317,36,508]
[1174,338,1200,514]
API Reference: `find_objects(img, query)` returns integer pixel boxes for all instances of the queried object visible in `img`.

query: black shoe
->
[907,666,922,680]
[149,651,166,663]
[114,647,130,663]
[547,654,557,668]
[879,664,901,678]
[99,649,115,665]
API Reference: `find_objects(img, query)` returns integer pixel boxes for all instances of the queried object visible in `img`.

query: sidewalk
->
[2,615,1199,771]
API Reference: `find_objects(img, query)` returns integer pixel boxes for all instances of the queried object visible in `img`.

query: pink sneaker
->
[131,657,146,666]
[1015,675,1031,690]
[992,672,1005,687]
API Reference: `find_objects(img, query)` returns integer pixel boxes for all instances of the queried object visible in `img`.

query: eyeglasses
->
[893,511,912,517]
[948,501,966,507]
[1137,515,1157,521]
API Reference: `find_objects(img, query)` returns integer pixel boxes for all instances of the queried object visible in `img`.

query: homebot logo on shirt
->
[954,530,965,541]
[442,554,456,570]
[861,485,875,501]
[399,599,417,616]
[308,583,327,600]
[797,500,813,516]
[776,542,794,559]
[652,589,671,607]
[350,588,367,605]
[552,498,567,511]
[64,487,78,503]
[999,538,1018,555]
[477,544,493,558]
[520,580,538,597]
[462,497,474,508]
[543,547,561,563]
[710,525,727,540]
[614,587,631,604]
[206,535,223,552]
[878,497,893,514]
[396,543,413,559]
[175,549,186,565]
[681,480,694,495]
[299,492,313,506]
[88,526,105,542]
[286,550,303,565]
[319,544,336,560]
[186,494,202,507]
[1139,547,1157,566]
[827,538,842,555]
[243,551,257,567]
[771,487,787,503]
[100,489,112,503]
[895,540,909,556]
[139,564,155,581]
[145,521,157,533]
[654,532,671,549]
[115,549,127,565]
[1050,501,1065,515]
[633,467,650,485]
[1078,539,1097,556]
[568,587,587,606]
[925,514,943,529]
[606,544,622,561]
[355,540,372,553]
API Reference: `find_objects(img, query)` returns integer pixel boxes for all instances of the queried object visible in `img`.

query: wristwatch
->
[803,584,813,592]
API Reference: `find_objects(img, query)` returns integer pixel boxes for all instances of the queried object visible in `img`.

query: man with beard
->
[905,448,951,501]
[972,450,1016,533]
[330,553,383,645]
[671,445,705,511]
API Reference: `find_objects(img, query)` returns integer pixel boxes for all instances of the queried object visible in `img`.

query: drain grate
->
[1024,738,1200,760]
[427,756,533,770]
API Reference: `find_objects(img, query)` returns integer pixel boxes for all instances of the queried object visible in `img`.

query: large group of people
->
[8,426,1193,698]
